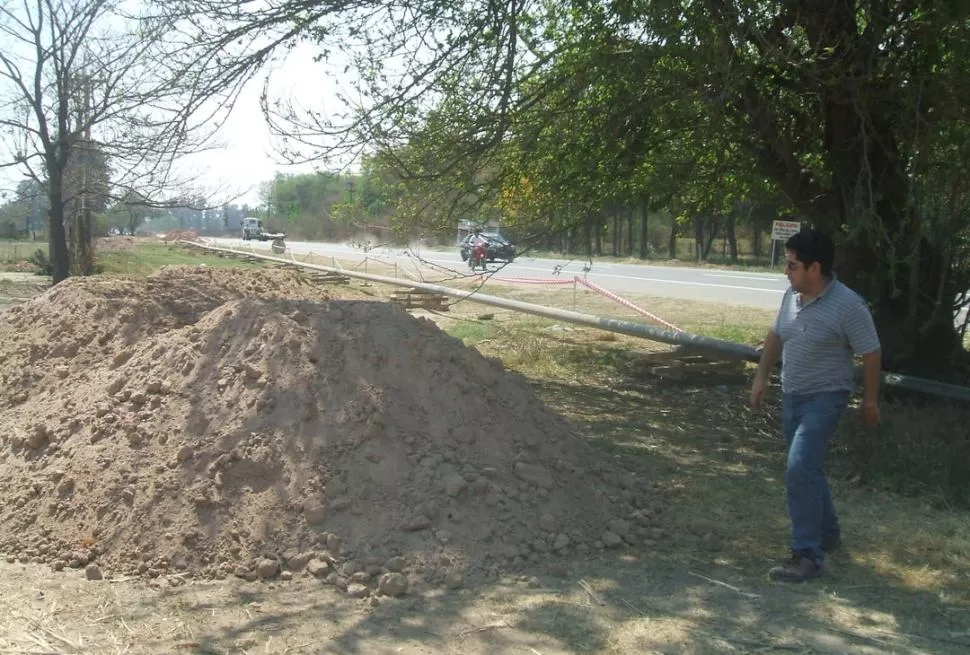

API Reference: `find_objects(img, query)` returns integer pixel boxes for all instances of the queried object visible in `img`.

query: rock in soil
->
[378,572,408,597]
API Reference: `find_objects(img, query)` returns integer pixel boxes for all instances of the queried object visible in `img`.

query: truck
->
[241,217,286,254]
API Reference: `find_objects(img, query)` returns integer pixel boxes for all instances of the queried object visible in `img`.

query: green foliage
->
[27,249,53,276]
[105,190,163,236]
[266,171,379,240]
[173,0,970,373]
[0,180,47,238]
[837,401,970,509]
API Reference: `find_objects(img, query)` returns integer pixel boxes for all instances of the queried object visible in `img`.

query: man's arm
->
[860,349,882,426]
[843,294,883,427]
[756,330,782,382]
[751,330,782,407]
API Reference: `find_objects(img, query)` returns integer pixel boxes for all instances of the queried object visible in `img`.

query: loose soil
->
[0,265,655,589]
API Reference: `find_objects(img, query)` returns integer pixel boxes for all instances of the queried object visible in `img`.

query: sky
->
[0,32,352,208]
[177,43,353,207]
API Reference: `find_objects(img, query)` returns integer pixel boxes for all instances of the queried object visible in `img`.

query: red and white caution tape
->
[575,277,683,332]
[485,273,682,332]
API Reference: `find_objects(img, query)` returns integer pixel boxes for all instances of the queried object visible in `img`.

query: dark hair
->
[785,228,835,276]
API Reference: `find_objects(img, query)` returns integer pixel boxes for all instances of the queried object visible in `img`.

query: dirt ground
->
[0,251,968,655]
[5,547,964,655]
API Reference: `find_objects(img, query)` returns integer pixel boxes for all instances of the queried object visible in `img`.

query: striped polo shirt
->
[772,278,881,395]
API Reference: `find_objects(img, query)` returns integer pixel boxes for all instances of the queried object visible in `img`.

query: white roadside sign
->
[771,220,801,241]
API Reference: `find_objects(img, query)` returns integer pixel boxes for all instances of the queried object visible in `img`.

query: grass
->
[0,240,43,264]
[96,243,261,276]
[444,320,493,345]
[482,283,773,346]
[2,240,263,277]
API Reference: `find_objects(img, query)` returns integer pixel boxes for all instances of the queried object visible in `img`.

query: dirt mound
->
[160,231,199,242]
[0,267,660,591]
[95,236,138,252]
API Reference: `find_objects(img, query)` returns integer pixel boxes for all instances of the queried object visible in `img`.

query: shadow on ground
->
[105,366,970,655]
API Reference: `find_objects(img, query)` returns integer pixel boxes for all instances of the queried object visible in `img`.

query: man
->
[751,228,882,582]
[469,231,488,271]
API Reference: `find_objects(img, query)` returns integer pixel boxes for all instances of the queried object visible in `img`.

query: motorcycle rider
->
[469,230,488,270]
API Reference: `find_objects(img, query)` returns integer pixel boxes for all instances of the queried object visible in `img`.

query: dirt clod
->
[383,556,406,573]
[346,583,370,598]
[306,559,330,577]
[85,564,103,580]
[378,572,408,597]
[256,558,279,580]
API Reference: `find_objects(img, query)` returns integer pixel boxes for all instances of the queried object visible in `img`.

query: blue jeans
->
[782,390,850,564]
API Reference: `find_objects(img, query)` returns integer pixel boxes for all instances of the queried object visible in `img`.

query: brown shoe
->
[769,552,822,582]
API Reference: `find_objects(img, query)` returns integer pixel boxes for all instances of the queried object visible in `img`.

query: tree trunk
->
[594,216,602,256]
[702,216,719,259]
[694,217,704,261]
[668,214,678,258]
[611,210,619,256]
[47,175,69,283]
[727,2,966,377]
[639,197,649,258]
[837,232,963,380]
[821,99,960,377]
[626,207,634,256]
[72,205,94,276]
[726,213,739,263]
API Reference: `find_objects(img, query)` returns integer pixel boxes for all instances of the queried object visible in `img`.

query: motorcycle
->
[468,241,487,272]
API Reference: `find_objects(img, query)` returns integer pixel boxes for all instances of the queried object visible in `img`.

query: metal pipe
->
[182,241,970,403]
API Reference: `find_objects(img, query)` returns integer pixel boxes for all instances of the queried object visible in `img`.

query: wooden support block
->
[389,290,450,311]
[304,272,351,284]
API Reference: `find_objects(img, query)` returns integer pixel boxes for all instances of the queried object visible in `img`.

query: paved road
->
[208,237,789,310]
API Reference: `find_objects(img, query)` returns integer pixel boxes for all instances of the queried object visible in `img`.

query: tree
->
[62,136,110,273]
[665,1,970,376]
[164,0,970,376]
[0,0,240,282]
[0,178,46,238]
[108,189,157,236]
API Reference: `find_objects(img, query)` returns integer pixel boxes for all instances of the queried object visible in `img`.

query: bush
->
[28,248,53,276]
[836,400,970,508]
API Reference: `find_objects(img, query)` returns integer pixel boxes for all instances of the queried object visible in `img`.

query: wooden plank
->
[390,293,450,312]
[633,348,711,363]
[305,273,351,284]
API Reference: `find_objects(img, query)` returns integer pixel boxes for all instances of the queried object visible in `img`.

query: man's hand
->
[750,376,768,408]
[862,400,880,427]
